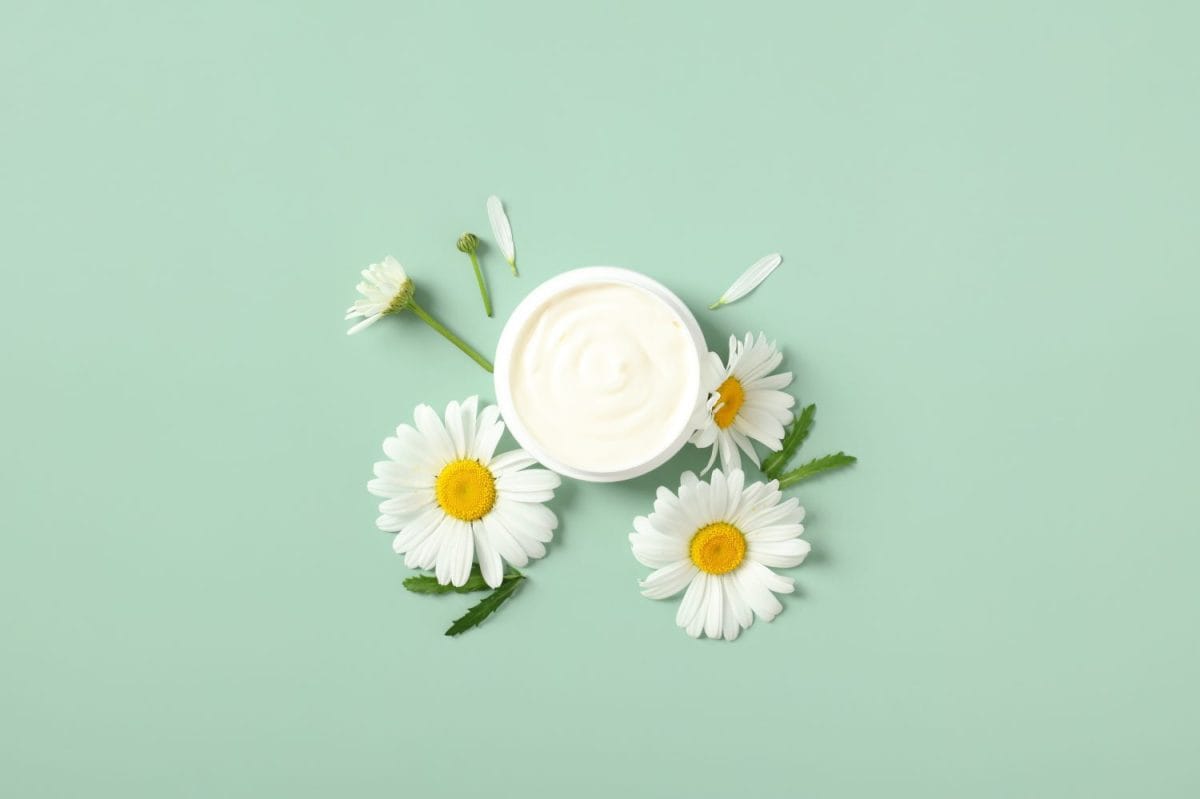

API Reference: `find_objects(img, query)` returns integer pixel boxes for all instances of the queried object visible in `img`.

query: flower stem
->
[469,251,493,317]
[509,259,518,277]
[408,299,494,373]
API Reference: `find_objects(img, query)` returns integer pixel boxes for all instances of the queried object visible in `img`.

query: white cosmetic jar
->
[494,267,707,482]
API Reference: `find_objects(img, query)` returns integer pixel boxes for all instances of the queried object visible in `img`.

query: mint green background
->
[3,2,1198,796]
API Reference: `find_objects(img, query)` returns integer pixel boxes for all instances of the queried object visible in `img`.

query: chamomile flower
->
[690,332,795,473]
[369,397,561,588]
[345,256,414,335]
[629,469,808,641]
[344,255,494,372]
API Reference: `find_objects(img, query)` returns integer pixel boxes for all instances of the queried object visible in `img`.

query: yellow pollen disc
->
[435,459,497,521]
[713,377,745,429]
[689,522,747,575]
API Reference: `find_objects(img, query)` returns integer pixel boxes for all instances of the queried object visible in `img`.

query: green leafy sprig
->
[762,404,857,487]
[445,572,525,636]
[776,452,857,488]
[404,565,526,636]
[761,403,816,475]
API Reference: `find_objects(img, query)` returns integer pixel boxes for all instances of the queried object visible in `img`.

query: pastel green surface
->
[3,2,1198,796]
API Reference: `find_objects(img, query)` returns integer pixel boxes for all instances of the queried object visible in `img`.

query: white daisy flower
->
[629,469,808,641]
[344,255,494,372]
[368,396,561,588]
[345,255,414,335]
[690,332,795,473]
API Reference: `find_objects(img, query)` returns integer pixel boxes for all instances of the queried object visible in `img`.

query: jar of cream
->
[494,267,706,482]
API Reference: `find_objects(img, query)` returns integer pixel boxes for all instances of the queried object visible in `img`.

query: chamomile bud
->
[457,232,492,317]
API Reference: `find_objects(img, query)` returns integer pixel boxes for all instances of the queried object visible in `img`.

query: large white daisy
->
[690,332,795,473]
[369,396,561,588]
[629,469,808,641]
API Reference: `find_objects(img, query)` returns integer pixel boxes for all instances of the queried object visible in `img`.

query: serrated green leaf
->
[776,452,857,488]
[762,404,816,478]
[444,571,525,637]
[403,565,492,594]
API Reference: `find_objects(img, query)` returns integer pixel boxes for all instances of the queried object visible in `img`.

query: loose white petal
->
[486,195,516,270]
[709,254,781,309]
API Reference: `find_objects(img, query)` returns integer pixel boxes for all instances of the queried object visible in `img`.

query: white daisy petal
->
[681,574,710,638]
[722,580,743,641]
[640,560,698,599]
[703,577,724,639]
[472,522,504,588]
[491,503,548,560]
[376,514,404,533]
[443,399,466,459]
[748,538,812,568]
[744,523,806,543]
[742,559,795,594]
[745,372,793,392]
[486,195,516,269]
[496,469,561,494]
[407,515,452,570]
[494,498,557,541]
[346,314,383,335]
[735,407,786,447]
[473,406,505,463]
[459,397,479,454]
[488,449,538,475]
[710,253,782,309]
[372,459,435,489]
[413,404,455,465]
[708,470,729,522]
[393,505,445,554]
[379,490,434,517]
[630,520,688,568]
[453,520,475,586]
[726,576,753,632]
[481,513,529,568]
[739,496,804,532]
[732,564,783,622]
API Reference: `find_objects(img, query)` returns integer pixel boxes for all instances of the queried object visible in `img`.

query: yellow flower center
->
[713,377,745,429]
[688,522,747,575]
[435,459,497,521]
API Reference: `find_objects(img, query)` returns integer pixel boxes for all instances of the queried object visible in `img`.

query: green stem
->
[509,258,518,277]
[407,299,494,373]
[468,251,492,317]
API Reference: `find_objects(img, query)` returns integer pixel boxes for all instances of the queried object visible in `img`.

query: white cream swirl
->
[508,281,698,473]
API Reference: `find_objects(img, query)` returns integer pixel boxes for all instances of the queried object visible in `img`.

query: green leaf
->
[762,404,816,479]
[776,452,857,488]
[444,571,526,637]
[403,565,493,594]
